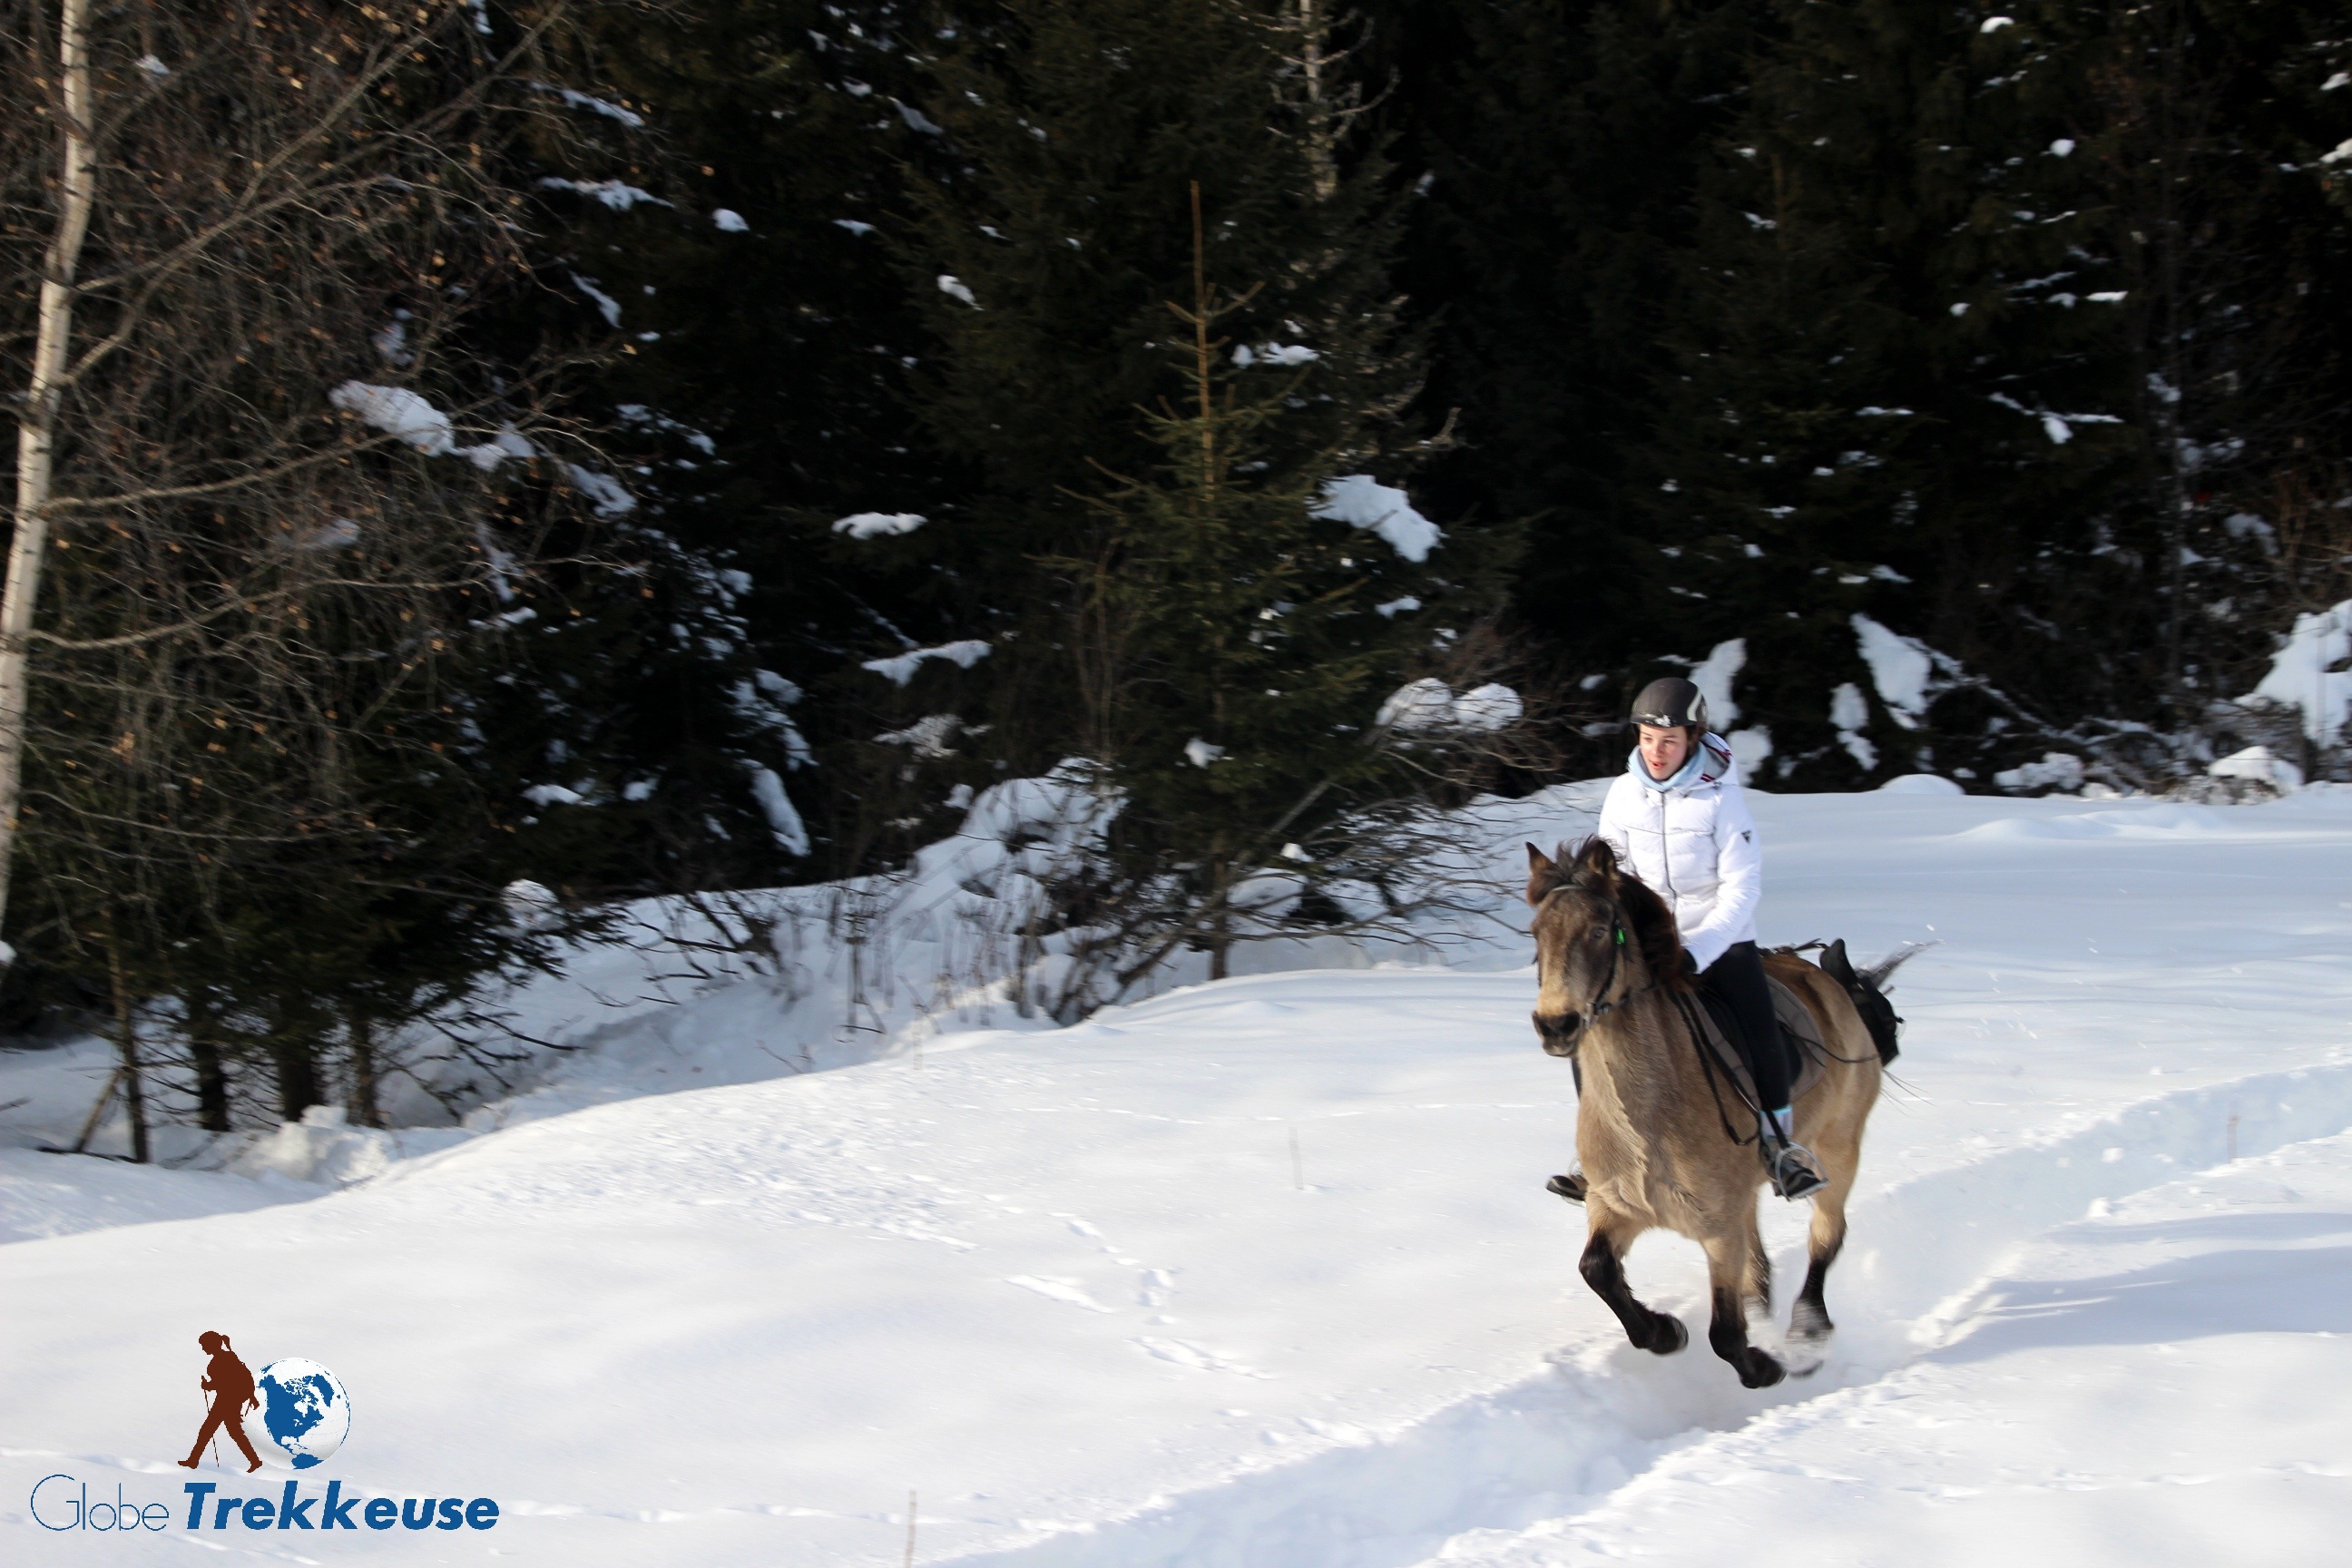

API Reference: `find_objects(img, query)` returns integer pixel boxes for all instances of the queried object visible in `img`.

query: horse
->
[1525,836,1901,1388]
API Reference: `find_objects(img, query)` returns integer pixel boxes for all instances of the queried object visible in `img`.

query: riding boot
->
[1764,1107,1827,1201]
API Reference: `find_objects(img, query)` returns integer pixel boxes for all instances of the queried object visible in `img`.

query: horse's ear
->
[1524,843,1558,906]
[1573,836,1618,879]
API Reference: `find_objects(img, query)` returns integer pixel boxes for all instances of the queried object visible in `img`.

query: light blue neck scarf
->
[1630,741,1705,794]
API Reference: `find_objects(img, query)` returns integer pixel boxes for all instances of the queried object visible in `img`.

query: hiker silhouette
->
[178,1330,263,1473]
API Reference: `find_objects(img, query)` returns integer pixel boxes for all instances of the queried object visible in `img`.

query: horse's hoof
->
[1788,1300,1835,1343]
[1780,1337,1828,1378]
[1645,1315,1688,1356]
[1739,1352,1785,1389]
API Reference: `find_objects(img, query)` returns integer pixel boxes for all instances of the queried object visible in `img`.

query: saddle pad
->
[1691,973,1831,1115]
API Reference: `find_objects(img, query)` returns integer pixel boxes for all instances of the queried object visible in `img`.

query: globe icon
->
[253,1358,350,1469]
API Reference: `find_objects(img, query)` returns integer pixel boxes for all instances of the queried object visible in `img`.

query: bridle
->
[1533,883,1653,1053]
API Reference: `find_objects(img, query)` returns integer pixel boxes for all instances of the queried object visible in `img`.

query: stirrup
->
[1768,1141,1826,1201]
[1545,1170,1586,1205]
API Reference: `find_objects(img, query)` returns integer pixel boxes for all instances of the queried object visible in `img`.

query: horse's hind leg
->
[1579,1222,1686,1356]
[1702,1230,1784,1389]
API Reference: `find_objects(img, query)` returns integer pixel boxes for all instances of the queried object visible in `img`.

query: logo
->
[178,1330,348,1472]
[24,1329,498,1537]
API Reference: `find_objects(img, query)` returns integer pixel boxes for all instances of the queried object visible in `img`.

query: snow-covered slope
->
[5,783,2352,1565]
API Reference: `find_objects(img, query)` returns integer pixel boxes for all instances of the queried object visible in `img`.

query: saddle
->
[1686,971,1831,1115]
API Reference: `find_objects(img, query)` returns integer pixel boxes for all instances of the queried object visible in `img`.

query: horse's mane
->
[1530,837,1691,990]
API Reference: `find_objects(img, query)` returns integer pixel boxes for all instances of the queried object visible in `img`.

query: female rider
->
[1553,676,1825,1202]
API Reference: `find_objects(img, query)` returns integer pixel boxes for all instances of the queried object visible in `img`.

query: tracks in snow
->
[942,1062,2352,1568]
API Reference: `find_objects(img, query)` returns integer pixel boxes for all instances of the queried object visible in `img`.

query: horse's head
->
[1524,838,1686,1055]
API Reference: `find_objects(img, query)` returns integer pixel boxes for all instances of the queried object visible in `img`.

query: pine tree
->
[902,0,1460,752]
[1055,184,1474,982]
[1627,0,2154,786]
[530,0,966,884]
[901,1,1514,993]
[1395,0,1764,729]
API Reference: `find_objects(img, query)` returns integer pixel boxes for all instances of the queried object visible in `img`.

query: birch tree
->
[0,0,614,974]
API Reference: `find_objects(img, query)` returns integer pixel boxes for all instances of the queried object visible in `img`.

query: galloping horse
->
[1526,837,1901,1388]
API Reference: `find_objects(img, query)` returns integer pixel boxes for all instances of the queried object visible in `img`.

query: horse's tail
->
[1818,939,1932,1066]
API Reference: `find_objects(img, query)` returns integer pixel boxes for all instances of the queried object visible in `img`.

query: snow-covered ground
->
[5,781,2352,1565]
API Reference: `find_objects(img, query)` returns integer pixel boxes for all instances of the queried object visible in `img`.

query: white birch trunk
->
[0,0,100,954]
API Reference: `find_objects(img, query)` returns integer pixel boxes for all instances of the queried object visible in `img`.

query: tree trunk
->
[184,988,232,1132]
[272,1037,321,1124]
[104,936,150,1163]
[189,1036,230,1132]
[0,0,101,951]
[346,1010,383,1129]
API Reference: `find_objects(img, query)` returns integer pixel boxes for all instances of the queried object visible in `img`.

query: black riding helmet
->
[1629,676,1708,734]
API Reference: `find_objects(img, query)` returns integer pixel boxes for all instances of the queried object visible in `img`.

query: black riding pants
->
[1702,940,1788,1114]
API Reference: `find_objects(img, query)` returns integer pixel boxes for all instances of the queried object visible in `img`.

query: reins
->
[1671,986,1764,1148]
[1537,880,1766,1150]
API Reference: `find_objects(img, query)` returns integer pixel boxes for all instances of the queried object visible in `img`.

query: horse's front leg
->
[1788,1170,1852,1356]
[1702,1231,1784,1389]
[1579,1222,1687,1356]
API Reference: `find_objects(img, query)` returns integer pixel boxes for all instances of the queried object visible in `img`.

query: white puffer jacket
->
[1593,733,1760,972]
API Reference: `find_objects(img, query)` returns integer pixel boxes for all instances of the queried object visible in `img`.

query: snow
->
[538,177,666,211]
[1829,680,1875,767]
[467,426,535,472]
[861,639,992,686]
[834,512,927,539]
[1312,475,1443,563]
[1377,679,1522,733]
[1851,612,1932,727]
[1452,684,1524,731]
[746,765,810,857]
[561,462,636,517]
[329,384,536,475]
[713,209,749,232]
[1375,595,1422,619]
[1233,343,1318,368]
[2246,599,2352,744]
[877,715,962,759]
[573,272,624,328]
[1994,750,2087,793]
[937,274,979,308]
[1689,637,1744,729]
[329,381,456,456]
[534,84,646,130]
[1828,681,1867,732]
[1722,726,1771,786]
[1183,737,1225,768]
[2210,744,2303,792]
[15,786,2352,1565]
[1876,772,1962,794]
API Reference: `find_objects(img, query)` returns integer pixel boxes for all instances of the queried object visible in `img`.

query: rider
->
[1556,677,1826,1202]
